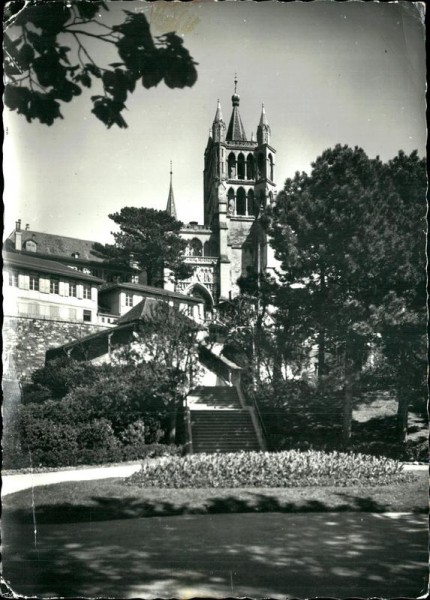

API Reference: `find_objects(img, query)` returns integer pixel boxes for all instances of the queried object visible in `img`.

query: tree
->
[268,145,426,446]
[93,206,194,286]
[4,1,198,127]
[114,301,203,441]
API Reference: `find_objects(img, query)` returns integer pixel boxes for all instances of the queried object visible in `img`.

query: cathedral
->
[166,78,279,316]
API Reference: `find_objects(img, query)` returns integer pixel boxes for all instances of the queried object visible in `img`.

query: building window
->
[71,252,80,258]
[50,278,59,294]
[24,240,37,252]
[131,274,139,284]
[83,309,92,322]
[69,282,77,297]
[8,270,18,287]
[125,293,133,307]
[83,285,91,299]
[29,273,39,291]
[190,238,203,257]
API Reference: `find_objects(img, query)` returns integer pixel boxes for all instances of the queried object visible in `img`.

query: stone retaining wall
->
[3,316,110,381]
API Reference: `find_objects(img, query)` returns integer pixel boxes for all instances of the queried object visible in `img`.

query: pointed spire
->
[166,161,177,219]
[212,99,226,142]
[213,99,224,123]
[226,74,247,141]
[259,103,268,126]
[257,102,271,145]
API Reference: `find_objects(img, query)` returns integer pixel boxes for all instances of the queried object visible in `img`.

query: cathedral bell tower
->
[203,77,277,300]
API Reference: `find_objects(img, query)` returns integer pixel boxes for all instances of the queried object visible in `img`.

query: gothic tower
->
[203,77,277,299]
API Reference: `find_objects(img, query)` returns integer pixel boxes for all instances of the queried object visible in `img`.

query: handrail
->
[251,393,270,450]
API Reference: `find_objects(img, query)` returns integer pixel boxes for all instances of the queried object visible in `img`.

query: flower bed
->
[127,449,413,488]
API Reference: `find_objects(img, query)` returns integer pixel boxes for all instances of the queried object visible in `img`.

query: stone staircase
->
[187,386,262,453]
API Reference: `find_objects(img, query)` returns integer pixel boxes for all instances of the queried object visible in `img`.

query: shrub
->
[20,418,80,467]
[127,449,413,488]
[77,418,121,464]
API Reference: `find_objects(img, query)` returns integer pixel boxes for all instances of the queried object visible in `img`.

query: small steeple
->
[212,99,226,142]
[214,99,224,122]
[257,103,271,145]
[226,74,247,141]
[166,161,177,219]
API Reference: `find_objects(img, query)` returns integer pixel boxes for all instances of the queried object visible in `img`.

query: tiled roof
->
[117,297,164,325]
[6,229,106,263]
[118,297,206,329]
[3,251,104,283]
[99,282,203,304]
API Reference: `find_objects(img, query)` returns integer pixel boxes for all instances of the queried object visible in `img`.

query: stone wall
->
[3,316,110,381]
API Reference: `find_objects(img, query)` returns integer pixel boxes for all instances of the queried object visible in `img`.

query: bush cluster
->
[12,404,183,468]
[127,449,411,489]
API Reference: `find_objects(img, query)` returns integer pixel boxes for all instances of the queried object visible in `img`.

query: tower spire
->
[257,103,271,145]
[212,99,226,142]
[166,161,177,219]
[226,74,247,141]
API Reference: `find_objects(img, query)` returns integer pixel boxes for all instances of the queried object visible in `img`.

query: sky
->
[3,0,426,244]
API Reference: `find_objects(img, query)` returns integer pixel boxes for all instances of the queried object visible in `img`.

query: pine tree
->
[268,145,426,445]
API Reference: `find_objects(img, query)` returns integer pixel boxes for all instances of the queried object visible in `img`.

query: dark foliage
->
[4,1,198,127]
[93,206,194,285]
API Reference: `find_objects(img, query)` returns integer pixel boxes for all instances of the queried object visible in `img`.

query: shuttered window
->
[39,278,50,293]
[18,274,30,290]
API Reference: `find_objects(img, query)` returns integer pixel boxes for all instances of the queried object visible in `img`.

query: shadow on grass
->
[5,489,425,526]
[2,507,428,599]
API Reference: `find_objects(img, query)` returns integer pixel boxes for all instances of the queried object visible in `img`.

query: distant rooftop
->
[100,281,203,304]
[6,229,107,263]
[3,251,104,283]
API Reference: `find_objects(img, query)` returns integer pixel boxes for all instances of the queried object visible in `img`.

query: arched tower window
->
[237,153,245,180]
[228,153,236,179]
[190,238,203,257]
[236,187,246,216]
[247,189,255,216]
[246,154,255,180]
[268,154,274,181]
[227,187,235,215]
[258,153,265,179]
[203,241,211,257]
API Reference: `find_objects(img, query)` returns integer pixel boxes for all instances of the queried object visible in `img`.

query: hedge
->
[127,449,413,488]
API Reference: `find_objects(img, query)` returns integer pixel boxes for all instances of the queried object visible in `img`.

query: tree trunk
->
[342,350,354,447]
[168,406,177,444]
[396,392,409,444]
[318,268,326,385]
[318,328,326,384]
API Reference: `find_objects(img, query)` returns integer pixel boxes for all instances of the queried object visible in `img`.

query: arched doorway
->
[188,284,213,321]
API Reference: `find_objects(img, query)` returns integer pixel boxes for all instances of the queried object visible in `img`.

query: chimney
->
[15,219,22,251]
[129,252,139,269]
[25,223,30,230]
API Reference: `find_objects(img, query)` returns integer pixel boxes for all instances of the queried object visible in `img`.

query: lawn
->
[2,470,427,525]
